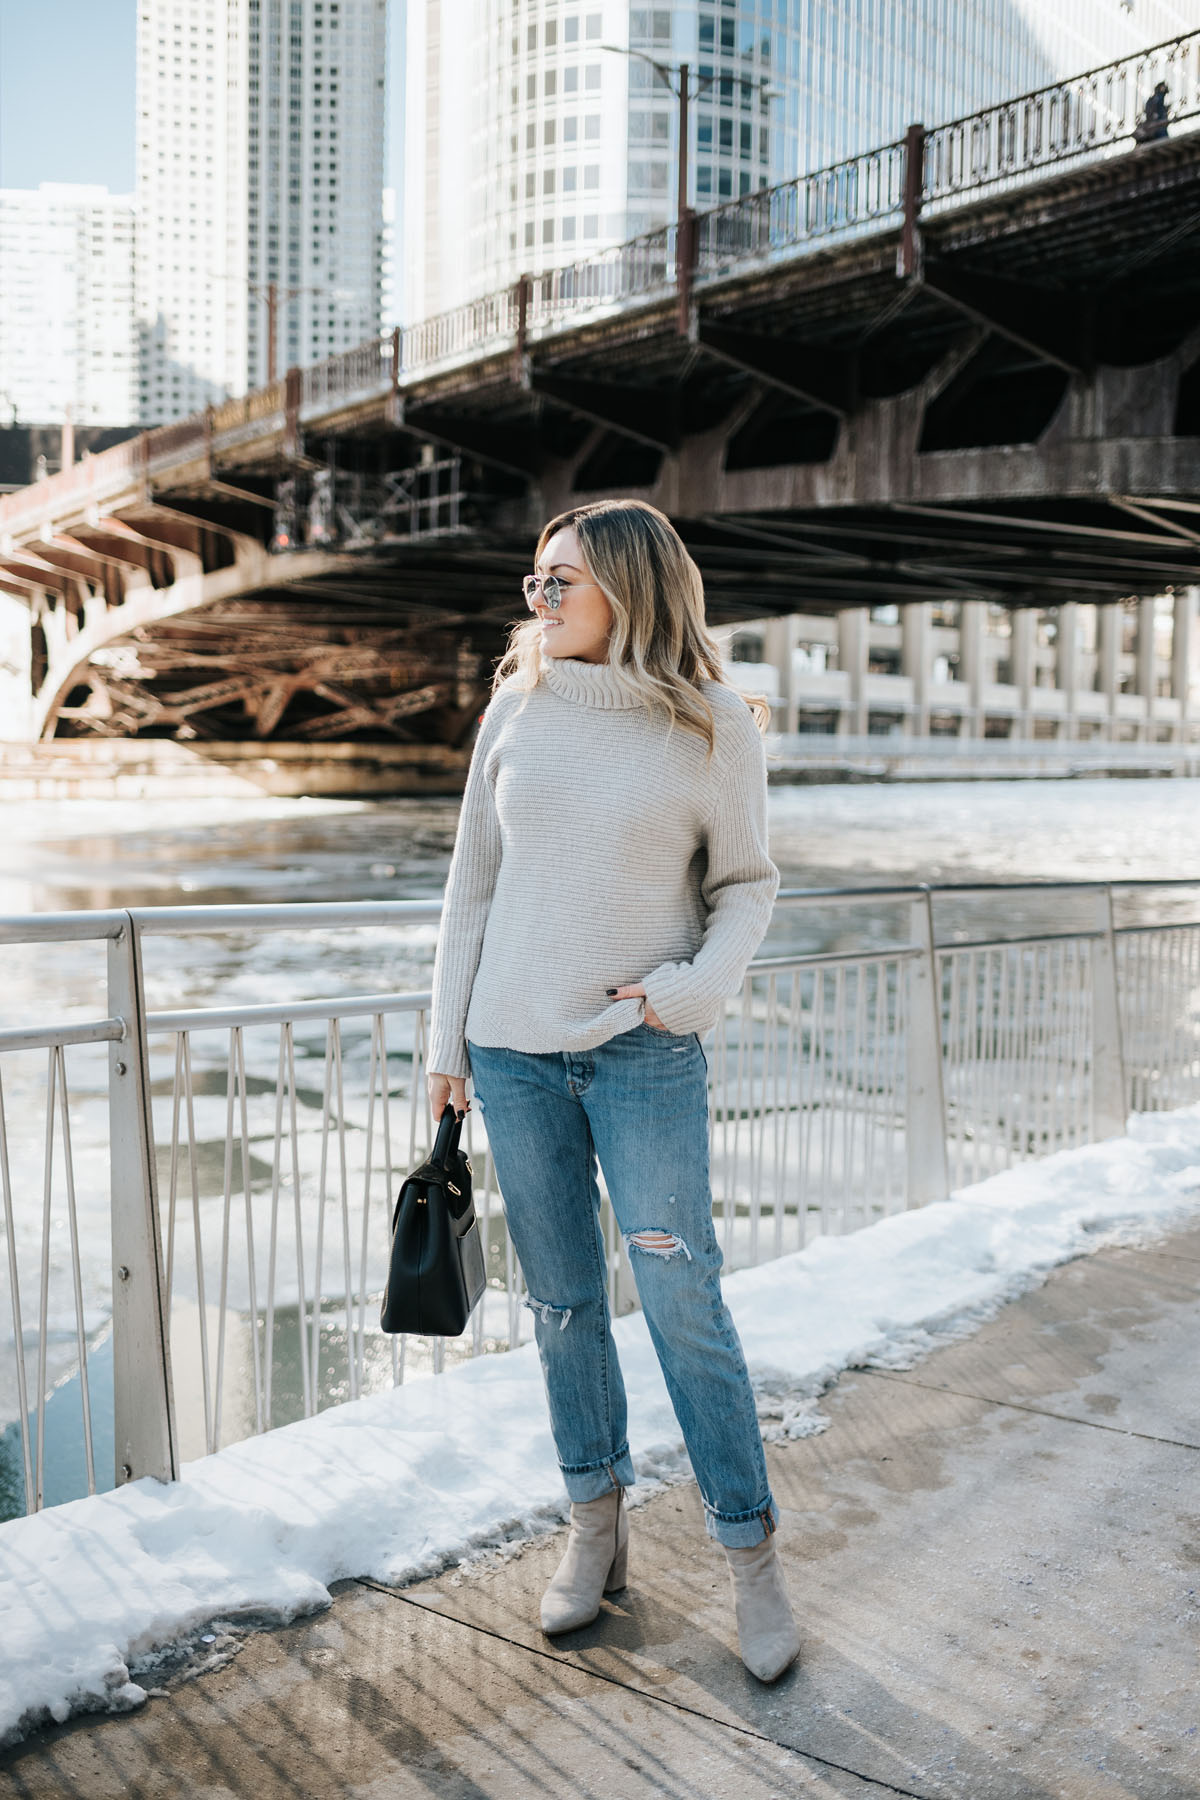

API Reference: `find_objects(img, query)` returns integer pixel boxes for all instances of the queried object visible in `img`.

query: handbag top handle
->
[431,1101,463,1169]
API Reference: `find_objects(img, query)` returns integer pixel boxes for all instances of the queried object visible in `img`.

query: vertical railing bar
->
[35,1044,57,1513]
[165,1034,185,1303]
[310,1021,335,1404]
[0,1067,35,1514]
[331,1021,356,1402]
[235,1026,264,1435]
[284,1024,313,1416]
[263,1026,288,1432]
[213,1027,238,1451]
[355,1016,381,1386]
[180,1033,213,1455]
[56,1047,96,1497]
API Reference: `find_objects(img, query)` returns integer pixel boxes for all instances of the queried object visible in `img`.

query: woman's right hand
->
[428,1070,470,1119]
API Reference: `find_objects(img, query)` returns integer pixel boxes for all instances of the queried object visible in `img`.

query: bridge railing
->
[923,29,1200,205]
[527,222,678,328]
[301,336,395,414]
[2,879,1197,1516]
[695,140,908,274]
[399,289,522,380]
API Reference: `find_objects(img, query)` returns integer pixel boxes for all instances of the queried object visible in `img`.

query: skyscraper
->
[404,0,1200,323]
[136,0,387,424]
[0,185,137,427]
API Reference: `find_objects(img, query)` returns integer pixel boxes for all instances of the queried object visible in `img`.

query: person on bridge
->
[426,497,800,1683]
[1134,81,1170,142]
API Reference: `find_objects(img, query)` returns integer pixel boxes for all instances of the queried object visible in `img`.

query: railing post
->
[108,915,178,1489]
[391,324,402,391]
[676,208,697,334]
[906,892,950,1205]
[1091,885,1128,1138]
[898,121,925,279]
[513,272,531,383]
[284,364,302,459]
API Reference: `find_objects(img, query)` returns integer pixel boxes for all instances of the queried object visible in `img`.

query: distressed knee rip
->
[625,1227,692,1262]
[525,1295,573,1331]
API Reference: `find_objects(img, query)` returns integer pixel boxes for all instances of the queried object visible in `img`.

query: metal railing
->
[924,32,1200,206]
[695,139,909,275]
[3,33,1197,541]
[2,880,1198,1517]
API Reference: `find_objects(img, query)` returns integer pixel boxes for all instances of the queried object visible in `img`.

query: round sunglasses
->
[522,573,562,610]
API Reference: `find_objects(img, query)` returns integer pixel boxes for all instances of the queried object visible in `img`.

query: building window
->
[583,213,598,237]
[543,218,554,243]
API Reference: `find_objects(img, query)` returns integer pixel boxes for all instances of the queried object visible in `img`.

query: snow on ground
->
[3,1105,1200,1746]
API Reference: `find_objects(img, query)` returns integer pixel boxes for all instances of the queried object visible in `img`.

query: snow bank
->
[3,1105,1199,1746]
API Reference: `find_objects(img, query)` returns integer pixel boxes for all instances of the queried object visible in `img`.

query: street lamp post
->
[601,47,710,331]
[248,281,352,382]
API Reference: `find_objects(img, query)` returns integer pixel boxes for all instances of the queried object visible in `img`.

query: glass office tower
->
[405,0,1200,321]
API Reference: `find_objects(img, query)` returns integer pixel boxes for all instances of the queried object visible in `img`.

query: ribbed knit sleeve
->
[640,738,779,1037]
[427,701,507,1078]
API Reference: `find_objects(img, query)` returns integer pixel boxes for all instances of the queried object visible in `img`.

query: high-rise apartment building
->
[136,0,387,424]
[0,185,137,426]
[405,0,1200,322]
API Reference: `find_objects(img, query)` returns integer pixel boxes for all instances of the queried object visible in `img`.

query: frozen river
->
[5,776,1200,921]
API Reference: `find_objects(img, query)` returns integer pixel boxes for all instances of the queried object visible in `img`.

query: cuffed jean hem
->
[560,1446,637,1503]
[703,1495,779,1548]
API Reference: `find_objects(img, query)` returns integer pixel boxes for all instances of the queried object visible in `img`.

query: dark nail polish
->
[605,988,618,996]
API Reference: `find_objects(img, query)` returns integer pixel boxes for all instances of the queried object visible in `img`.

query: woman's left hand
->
[608,982,668,1030]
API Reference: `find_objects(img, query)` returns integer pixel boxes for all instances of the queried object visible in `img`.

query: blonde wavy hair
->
[493,498,770,749]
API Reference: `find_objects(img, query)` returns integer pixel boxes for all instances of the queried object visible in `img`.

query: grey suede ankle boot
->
[540,1488,628,1634]
[725,1534,800,1681]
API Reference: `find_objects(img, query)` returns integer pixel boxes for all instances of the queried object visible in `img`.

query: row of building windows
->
[518,13,602,48]
[522,214,601,245]
[696,166,769,196]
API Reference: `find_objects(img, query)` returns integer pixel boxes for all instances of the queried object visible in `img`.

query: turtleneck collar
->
[538,655,646,710]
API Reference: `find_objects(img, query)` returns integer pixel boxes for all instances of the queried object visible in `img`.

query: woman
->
[427,498,799,1682]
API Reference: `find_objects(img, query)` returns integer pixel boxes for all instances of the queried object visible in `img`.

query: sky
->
[0,0,405,193]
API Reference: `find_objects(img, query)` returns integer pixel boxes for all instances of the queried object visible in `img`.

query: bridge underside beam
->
[526,370,679,451]
[920,262,1085,373]
[693,319,853,415]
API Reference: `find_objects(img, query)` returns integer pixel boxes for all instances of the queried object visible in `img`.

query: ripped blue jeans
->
[467,1023,777,1547]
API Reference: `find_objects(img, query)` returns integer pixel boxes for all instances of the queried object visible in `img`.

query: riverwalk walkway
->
[2,1223,1198,1800]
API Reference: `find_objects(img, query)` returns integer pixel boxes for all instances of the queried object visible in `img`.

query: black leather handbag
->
[380,1103,486,1336]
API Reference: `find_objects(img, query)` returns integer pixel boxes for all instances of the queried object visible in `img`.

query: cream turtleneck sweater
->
[427,656,779,1078]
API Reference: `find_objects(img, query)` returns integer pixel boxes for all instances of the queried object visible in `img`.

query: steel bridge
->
[5,31,1200,745]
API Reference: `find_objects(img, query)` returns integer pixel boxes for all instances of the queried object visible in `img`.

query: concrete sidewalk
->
[3,1225,1199,1800]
